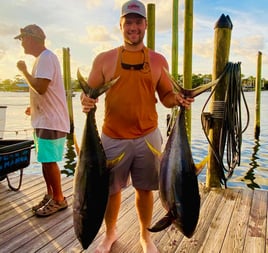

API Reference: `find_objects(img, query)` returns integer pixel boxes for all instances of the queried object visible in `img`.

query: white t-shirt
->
[30,49,70,133]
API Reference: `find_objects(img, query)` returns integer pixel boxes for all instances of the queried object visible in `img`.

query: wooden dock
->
[0,172,267,253]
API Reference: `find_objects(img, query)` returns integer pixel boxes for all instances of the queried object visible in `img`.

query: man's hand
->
[25,106,31,116]
[175,93,195,109]
[17,60,27,73]
[80,93,98,113]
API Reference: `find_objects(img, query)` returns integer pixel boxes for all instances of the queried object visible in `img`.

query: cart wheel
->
[6,169,23,191]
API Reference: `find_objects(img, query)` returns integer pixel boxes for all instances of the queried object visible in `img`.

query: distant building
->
[16,83,28,88]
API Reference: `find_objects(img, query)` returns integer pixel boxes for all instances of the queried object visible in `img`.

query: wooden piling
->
[62,48,79,155]
[147,4,155,50]
[183,0,193,141]
[167,0,180,136]
[171,0,179,80]
[62,47,74,134]
[206,14,232,188]
[254,51,262,139]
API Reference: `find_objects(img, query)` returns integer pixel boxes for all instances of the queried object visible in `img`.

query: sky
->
[1,0,268,81]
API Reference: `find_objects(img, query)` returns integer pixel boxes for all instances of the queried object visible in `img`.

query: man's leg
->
[42,162,64,202]
[95,191,121,253]
[135,189,159,253]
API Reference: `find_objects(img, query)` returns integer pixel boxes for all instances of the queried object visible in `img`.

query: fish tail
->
[148,211,174,232]
[77,69,120,98]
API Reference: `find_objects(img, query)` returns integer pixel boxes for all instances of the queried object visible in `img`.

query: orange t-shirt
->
[102,47,159,139]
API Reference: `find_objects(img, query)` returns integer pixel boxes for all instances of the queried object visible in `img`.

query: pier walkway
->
[0,172,267,252]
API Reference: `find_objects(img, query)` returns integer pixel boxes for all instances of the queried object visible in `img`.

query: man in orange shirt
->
[81,1,194,252]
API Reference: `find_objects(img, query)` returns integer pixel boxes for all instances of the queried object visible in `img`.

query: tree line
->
[1,73,268,92]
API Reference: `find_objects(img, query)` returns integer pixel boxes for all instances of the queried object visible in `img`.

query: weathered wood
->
[207,14,233,187]
[244,189,267,253]
[200,188,240,252]
[175,188,221,253]
[183,0,193,140]
[221,188,253,253]
[254,51,262,139]
[0,174,267,253]
[147,3,155,50]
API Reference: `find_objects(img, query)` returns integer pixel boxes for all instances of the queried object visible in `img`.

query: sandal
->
[32,194,52,212]
[35,197,68,217]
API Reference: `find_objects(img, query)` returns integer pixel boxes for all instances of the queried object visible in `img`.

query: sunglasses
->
[121,49,146,70]
[121,62,144,70]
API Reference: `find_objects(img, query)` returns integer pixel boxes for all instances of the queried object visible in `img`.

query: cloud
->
[0,0,268,80]
[85,0,102,9]
[0,23,19,37]
[84,25,119,42]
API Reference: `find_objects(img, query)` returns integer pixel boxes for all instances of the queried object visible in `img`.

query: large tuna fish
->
[73,71,120,249]
[148,105,200,237]
[148,64,231,237]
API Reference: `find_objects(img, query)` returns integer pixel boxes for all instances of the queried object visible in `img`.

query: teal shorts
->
[34,130,66,163]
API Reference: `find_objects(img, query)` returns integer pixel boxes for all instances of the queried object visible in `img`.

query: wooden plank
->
[20,209,74,252]
[65,185,138,252]
[0,176,71,216]
[0,179,73,252]
[130,197,167,253]
[0,173,43,197]
[221,188,253,253]
[88,186,140,252]
[243,189,267,253]
[0,177,73,232]
[0,174,267,253]
[0,194,73,252]
[112,191,165,253]
[174,187,224,253]
[199,188,240,252]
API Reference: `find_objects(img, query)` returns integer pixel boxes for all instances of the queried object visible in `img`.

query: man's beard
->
[124,33,144,46]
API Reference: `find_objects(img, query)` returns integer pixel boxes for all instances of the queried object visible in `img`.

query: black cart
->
[0,139,34,191]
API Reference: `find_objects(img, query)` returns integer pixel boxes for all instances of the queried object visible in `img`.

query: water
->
[1,91,267,190]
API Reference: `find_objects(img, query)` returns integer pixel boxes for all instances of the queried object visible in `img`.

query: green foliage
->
[1,74,267,92]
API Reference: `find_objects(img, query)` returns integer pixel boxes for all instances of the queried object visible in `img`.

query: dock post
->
[63,47,74,134]
[147,3,155,50]
[172,0,179,81]
[183,0,193,141]
[254,51,262,139]
[63,48,79,158]
[206,14,232,188]
[167,0,180,136]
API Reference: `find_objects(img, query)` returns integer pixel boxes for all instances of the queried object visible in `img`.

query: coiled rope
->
[201,62,250,186]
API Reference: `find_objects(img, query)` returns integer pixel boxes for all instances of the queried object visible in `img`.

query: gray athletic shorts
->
[101,128,163,195]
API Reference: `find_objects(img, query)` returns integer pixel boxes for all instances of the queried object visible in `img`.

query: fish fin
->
[77,69,120,99]
[148,211,174,232]
[195,156,208,175]
[163,67,184,94]
[92,76,120,98]
[164,63,231,98]
[107,152,125,169]
[145,139,162,158]
[77,69,91,95]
